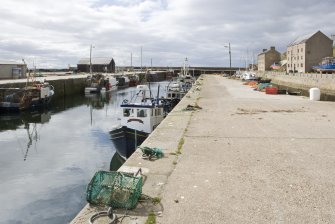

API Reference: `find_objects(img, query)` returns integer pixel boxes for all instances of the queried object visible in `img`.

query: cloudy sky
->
[0,0,334,68]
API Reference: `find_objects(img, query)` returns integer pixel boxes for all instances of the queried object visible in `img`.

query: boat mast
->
[183,57,189,76]
[156,85,160,105]
[89,44,94,74]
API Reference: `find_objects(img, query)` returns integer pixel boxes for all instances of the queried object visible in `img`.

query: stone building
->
[77,57,115,73]
[287,31,333,73]
[0,61,27,79]
[257,46,281,71]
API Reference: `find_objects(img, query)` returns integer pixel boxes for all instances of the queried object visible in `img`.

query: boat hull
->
[0,96,53,113]
[109,126,148,159]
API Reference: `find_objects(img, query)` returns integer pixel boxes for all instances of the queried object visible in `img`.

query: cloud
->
[0,0,334,68]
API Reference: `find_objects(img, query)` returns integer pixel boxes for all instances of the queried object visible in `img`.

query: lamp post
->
[89,44,95,74]
[225,43,232,76]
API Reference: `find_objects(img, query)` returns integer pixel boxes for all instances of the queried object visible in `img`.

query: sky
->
[0,0,334,68]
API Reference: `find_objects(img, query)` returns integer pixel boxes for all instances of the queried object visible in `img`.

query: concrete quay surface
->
[72,75,335,223]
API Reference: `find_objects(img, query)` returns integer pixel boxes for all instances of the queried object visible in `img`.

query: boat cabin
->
[121,104,164,134]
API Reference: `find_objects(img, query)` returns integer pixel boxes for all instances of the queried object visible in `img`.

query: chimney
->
[270,46,275,50]
[263,49,267,52]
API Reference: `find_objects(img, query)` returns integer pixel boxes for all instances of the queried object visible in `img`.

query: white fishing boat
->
[85,74,118,94]
[110,84,166,158]
[105,76,118,91]
[178,57,195,88]
[164,58,194,108]
[165,80,187,109]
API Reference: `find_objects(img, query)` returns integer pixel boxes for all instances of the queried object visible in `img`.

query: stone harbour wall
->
[257,71,335,95]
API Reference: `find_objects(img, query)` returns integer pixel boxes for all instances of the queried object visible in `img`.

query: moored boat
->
[178,58,195,91]
[85,74,107,94]
[110,84,166,158]
[106,76,118,91]
[116,76,130,88]
[165,80,187,109]
[312,57,335,72]
[0,82,54,113]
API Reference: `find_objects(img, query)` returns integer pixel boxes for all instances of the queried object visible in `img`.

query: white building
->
[0,61,27,79]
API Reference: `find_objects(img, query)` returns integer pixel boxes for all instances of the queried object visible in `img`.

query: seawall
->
[257,71,335,97]
[0,75,88,99]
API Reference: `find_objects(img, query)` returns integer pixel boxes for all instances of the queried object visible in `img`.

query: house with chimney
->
[257,47,281,72]
[287,31,333,73]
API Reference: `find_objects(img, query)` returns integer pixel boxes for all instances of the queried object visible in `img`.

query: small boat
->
[265,86,278,94]
[241,72,257,81]
[128,75,138,87]
[85,74,108,94]
[106,76,118,91]
[116,76,130,88]
[287,90,301,96]
[258,79,272,83]
[110,84,166,158]
[312,57,335,72]
[270,62,281,70]
[178,58,195,91]
[165,79,187,109]
[0,82,54,113]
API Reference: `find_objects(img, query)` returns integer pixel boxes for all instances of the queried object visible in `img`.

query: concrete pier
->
[71,75,335,223]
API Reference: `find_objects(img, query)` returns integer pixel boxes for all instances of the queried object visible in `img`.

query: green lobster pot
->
[86,170,142,209]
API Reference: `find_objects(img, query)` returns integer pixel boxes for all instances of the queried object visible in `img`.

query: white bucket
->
[309,88,320,101]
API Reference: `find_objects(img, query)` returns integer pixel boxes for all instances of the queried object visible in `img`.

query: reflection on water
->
[110,151,125,171]
[0,111,52,163]
[0,82,167,224]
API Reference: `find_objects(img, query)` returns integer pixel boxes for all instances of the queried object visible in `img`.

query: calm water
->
[0,82,166,224]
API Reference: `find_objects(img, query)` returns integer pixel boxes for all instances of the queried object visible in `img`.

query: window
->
[288,64,290,68]
[301,56,303,60]
[137,109,147,117]
[301,63,303,67]
[301,48,303,52]
[297,49,299,53]
[123,109,132,117]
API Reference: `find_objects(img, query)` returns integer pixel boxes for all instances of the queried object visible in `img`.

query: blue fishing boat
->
[312,57,335,72]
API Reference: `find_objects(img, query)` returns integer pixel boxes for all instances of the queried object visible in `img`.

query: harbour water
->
[0,82,166,224]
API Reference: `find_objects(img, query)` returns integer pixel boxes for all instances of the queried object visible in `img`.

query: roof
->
[258,47,279,56]
[0,60,25,65]
[287,31,333,47]
[78,57,114,65]
[258,49,271,56]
